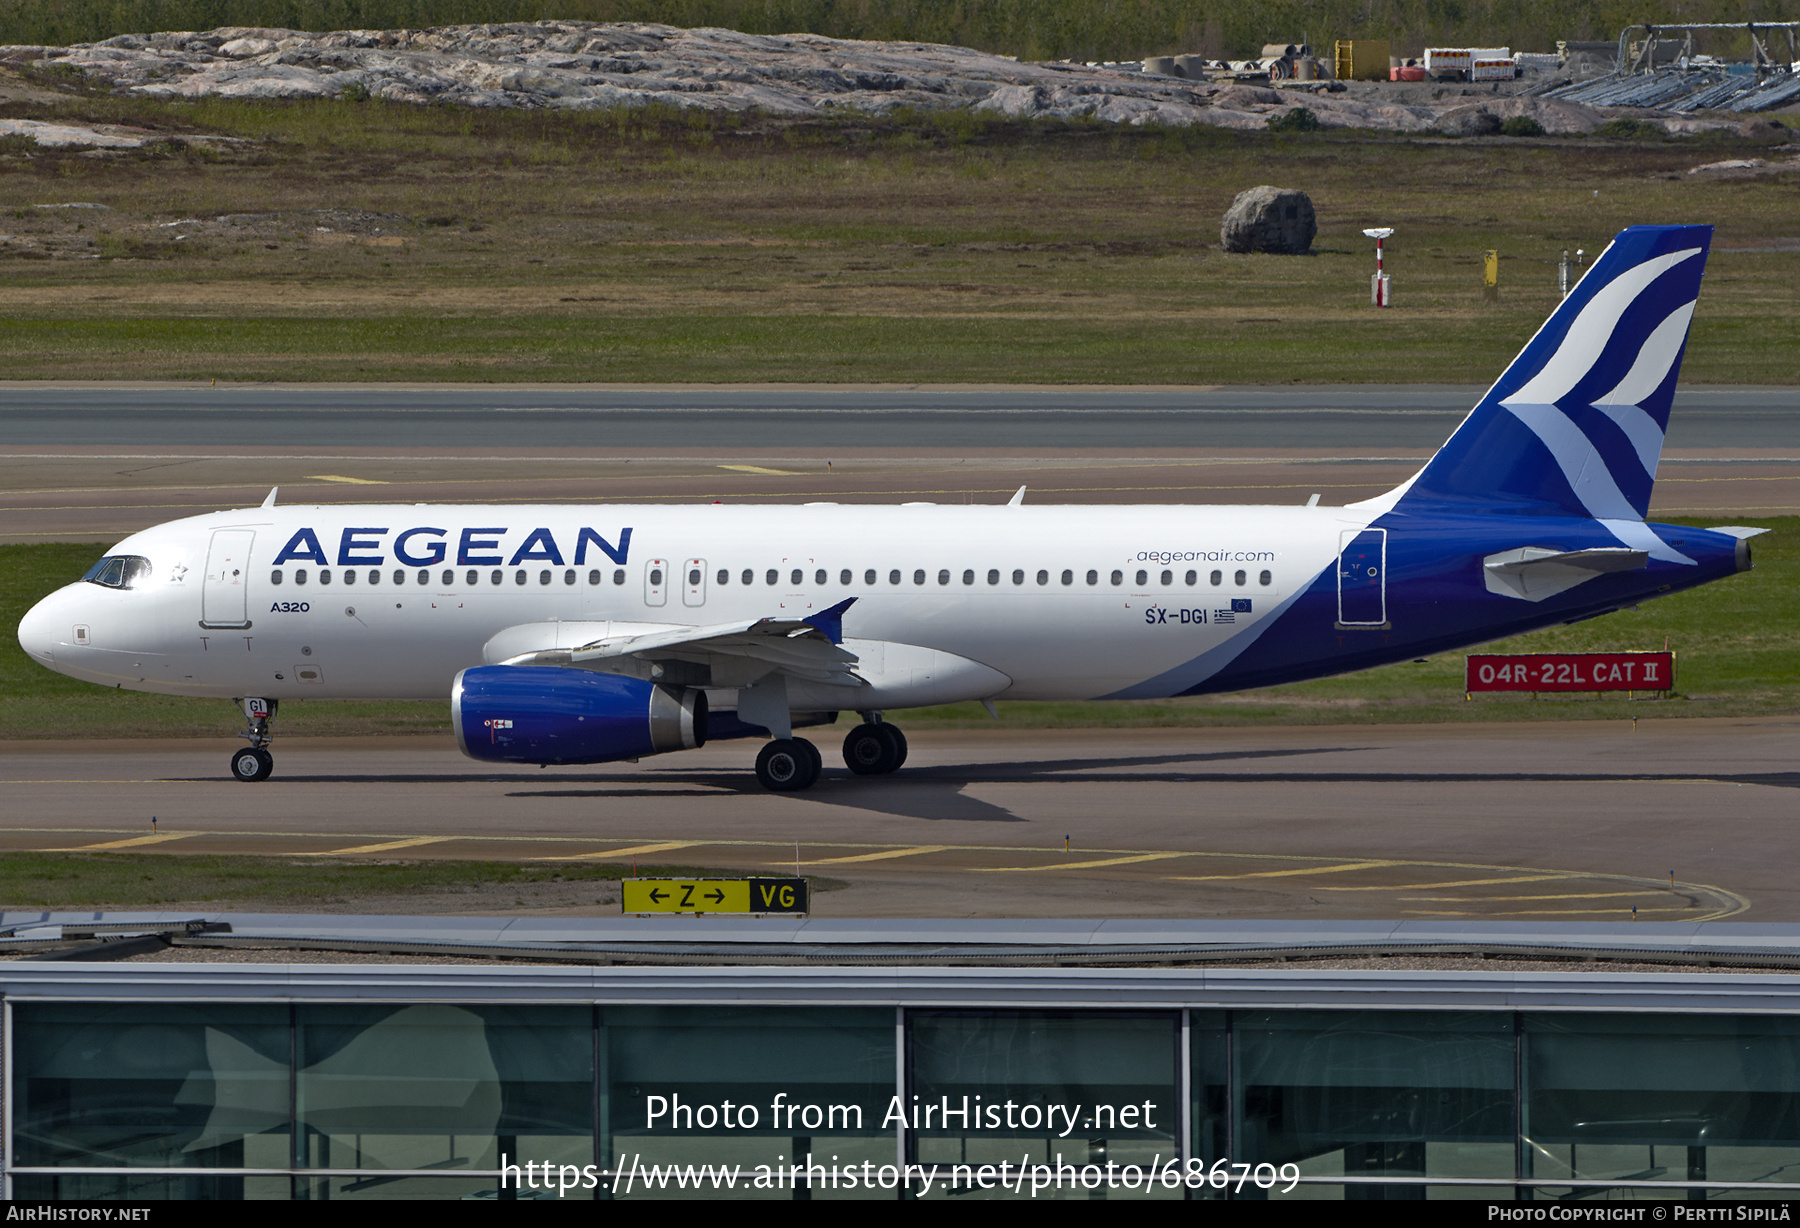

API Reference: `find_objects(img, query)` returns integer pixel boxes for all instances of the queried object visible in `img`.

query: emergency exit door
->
[1337,528,1387,628]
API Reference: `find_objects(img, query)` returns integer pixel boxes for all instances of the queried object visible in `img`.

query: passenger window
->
[649,567,664,586]
[742,569,753,585]
[613,568,625,585]
[565,569,576,585]
[717,569,729,585]
[963,569,975,585]
[271,570,283,586]
[1210,570,1222,586]
[815,569,826,585]
[1235,569,1247,586]
[394,569,406,585]
[440,569,452,586]
[889,570,901,585]
[417,569,429,585]
[767,569,779,586]
[1086,570,1097,585]
[1135,569,1147,586]
[1260,569,1273,586]
[368,570,380,585]
[865,569,877,585]
[342,570,355,587]
[1161,570,1172,586]
[938,569,950,586]
[791,569,803,586]
[987,569,1000,585]
[1061,569,1073,586]
[913,569,926,585]
[1185,570,1196,585]
[589,570,601,585]
[320,570,333,585]
[466,570,478,586]
[688,568,701,586]
[295,569,308,587]
[491,570,503,586]
[841,569,852,585]
[515,570,527,586]
[1036,569,1049,586]
[1012,569,1024,585]
[1111,570,1122,586]
[539,570,551,586]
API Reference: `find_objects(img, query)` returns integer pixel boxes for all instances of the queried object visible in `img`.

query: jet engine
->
[452,665,706,765]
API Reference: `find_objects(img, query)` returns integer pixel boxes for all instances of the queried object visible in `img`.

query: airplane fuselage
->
[18,500,1746,715]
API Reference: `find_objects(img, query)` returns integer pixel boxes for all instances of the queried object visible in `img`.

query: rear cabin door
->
[1336,528,1388,628]
[201,529,255,628]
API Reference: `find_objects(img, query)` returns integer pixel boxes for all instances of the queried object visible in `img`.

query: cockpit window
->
[81,555,152,590]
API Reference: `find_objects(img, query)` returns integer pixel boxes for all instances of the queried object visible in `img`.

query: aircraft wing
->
[497,598,861,687]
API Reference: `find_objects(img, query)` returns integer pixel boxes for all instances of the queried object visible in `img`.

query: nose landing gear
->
[232,697,277,782]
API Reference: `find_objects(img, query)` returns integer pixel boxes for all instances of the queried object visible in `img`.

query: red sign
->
[1466,652,1674,692]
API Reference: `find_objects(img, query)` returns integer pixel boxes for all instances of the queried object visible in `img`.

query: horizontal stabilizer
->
[1483,546,1648,602]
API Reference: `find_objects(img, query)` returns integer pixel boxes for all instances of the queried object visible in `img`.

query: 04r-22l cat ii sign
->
[18,226,1762,792]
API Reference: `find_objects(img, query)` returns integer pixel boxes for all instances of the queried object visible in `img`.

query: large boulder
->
[1220,186,1316,254]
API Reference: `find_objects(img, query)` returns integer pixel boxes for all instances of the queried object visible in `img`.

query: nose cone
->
[17,585,73,670]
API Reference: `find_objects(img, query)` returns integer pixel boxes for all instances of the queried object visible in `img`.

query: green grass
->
[0,97,1795,384]
[5,522,1792,740]
[0,852,717,908]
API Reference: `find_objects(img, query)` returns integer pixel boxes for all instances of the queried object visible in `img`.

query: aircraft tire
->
[231,747,273,782]
[880,724,908,771]
[756,739,820,792]
[843,724,895,775]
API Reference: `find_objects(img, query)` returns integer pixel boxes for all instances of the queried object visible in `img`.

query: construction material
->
[1334,40,1391,82]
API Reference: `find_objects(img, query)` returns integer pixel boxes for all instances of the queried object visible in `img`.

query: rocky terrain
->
[0,21,1672,137]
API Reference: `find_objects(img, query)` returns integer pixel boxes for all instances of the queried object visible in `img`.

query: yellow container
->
[1334,39,1392,81]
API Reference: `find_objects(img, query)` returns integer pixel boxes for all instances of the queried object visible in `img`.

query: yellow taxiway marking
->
[42,833,194,851]
[800,845,951,866]
[717,465,802,476]
[1401,891,1662,902]
[976,852,1193,873]
[305,474,389,484]
[1168,860,1399,882]
[1321,874,1575,892]
[302,836,454,856]
[540,840,701,862]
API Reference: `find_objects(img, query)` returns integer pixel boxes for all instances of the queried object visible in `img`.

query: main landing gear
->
[751,716,908,792]
[842,717,907,776]
[230,697,277,782]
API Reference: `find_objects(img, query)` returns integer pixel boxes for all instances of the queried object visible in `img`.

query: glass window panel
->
[1191,1010,1229,1178]
[296,1005,591,1177]
[1524,1012,1800,1192]
[1234,1010,1514,1201]
[602,1006,894,1201]
[908,1011,1179,1200]
[13,1003,290,1170]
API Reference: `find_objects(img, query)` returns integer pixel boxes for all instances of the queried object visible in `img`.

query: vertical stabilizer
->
[1398,225,1711,523]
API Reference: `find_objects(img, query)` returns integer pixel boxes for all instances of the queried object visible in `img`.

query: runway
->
[2,719,1792,921]
[0,382,1794,449]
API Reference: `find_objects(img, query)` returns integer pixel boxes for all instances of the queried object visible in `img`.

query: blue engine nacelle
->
[452,665,707,766]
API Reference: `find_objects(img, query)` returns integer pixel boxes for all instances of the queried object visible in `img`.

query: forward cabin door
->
[201,529,255,629]
[1336,528,1388,628]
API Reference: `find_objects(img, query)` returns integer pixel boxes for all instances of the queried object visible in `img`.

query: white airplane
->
[17,225,1761,791]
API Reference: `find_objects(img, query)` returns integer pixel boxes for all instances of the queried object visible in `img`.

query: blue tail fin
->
[1398,224,1711,521]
